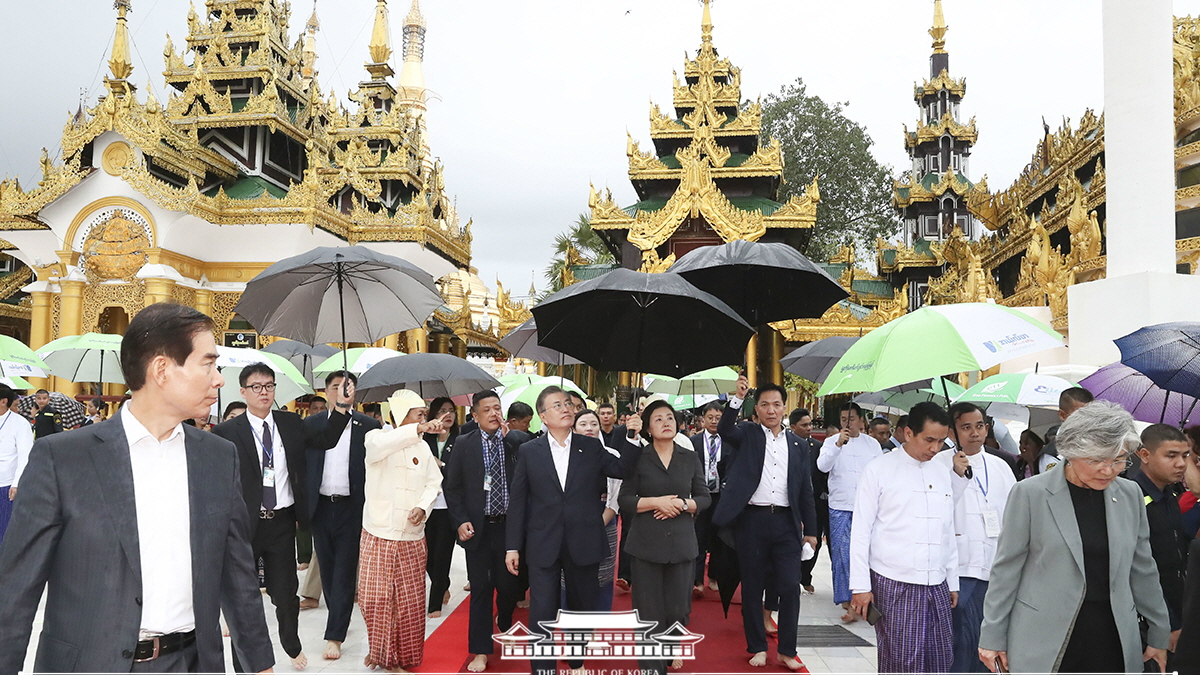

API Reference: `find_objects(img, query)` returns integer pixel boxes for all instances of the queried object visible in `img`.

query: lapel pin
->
[413,457,419,465]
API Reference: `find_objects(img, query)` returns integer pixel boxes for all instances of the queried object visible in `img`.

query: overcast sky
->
[2,0,1198,299]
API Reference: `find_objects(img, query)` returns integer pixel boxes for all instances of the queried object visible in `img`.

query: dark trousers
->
[130,643,199,673]
[296,525,313,565]
[311,497,361,642]
[799,498,829,587]
[426,508,456,612]
[693,491,720,586]
[736,507,803,657]
[466,520,522,654]
[528,546,601,675]
[617,513,633,582]
[233,509,302,672]
[632,557,694,675]
[1061,600,1124,674]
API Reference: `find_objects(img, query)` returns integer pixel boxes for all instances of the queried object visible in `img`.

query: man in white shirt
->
[816,402,883,620]
[0,385,33,546]
[0,302,274,673]
[849,402,959,674]
[935,402,1016,673]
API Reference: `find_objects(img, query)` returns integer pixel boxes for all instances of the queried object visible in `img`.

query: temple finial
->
[368,0,392,66]
[701,0,713,46]
[106,1,136,95]
[929,0,948,54]
[302,0,320,82]
[397,0,426,95]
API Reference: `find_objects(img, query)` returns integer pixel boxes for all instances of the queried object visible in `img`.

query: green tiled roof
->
[625,195,784,217]
[207,175,288,200]
[818,263,847,277]
[919,171,975,190]
[852,280,894,298]
[656,153,752,170]
[570,264,618,281]
[881,249,897,266]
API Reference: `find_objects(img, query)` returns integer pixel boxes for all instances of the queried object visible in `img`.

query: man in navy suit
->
[691,401,726,592]
[713,376,818,671]
[444,390,531,673]
[304,370,381,661]
[505,386,636,675]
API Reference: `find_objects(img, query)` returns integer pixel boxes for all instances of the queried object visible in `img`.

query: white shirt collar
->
[548,432,572,451]
[761,424,785,440]
[246,408,275,430]
[121,405,185,447]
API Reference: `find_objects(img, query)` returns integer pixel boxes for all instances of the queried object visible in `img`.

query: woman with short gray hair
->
[977,400,1170,673]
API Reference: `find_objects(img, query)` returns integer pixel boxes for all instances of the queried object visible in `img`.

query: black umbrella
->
[711,527,741,617]
[667,239,848,325]
[262,340,339,389]
[497,317,582,366]
[356,352,502,403]
[233,246,444,377]
[532,268,754,377]
[780,336,860,384]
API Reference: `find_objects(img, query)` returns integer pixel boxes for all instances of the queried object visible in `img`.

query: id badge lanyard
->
[974,458,1001,537]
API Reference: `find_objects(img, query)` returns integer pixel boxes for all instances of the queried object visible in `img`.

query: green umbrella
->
[496,373,540,392]
[954,373,1076,407]
[313,347,402,376]
[0,335,50,379]
[36,333,125,384]
[218,350,313,408]
[818,303,1064,396]
[855,378,965,414]
[500,376,585,433]
[0,376,32,390]
[645,366,739,397]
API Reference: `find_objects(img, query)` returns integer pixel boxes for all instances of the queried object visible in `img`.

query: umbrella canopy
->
[497,317,583,366]
[818,303,1064,396]
[1079,362,1200,427]
[854,379,966,413]
[532,268,754,377]
[313,347,403,376]
[36,333,125,384]
[667,239,848,325]
[500,376,586,433]
[356,353,502,403]
[495,373,540,391]
[644,366,739,397]
[0,376,32,390]
[233,246,443,375]
[214,347,312,406]
[0,335,50,379]
[955,373,1076,407]
[780,336,859,384]
[17,391,86,428]
[262,340,339,389]
[1114,321,1200,398]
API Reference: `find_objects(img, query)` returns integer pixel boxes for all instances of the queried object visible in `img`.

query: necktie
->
[707,434,719,491]
[485,433,507,516]
[262,421,276,511]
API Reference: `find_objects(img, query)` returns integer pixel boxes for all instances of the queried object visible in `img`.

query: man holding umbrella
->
[713,375,818,670]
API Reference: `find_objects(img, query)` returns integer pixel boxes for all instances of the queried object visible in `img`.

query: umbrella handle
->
[336,263,351,401]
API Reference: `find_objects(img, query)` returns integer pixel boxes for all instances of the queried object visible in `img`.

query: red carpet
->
[416,584,802,675]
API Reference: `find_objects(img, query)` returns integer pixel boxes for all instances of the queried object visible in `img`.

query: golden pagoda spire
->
[366,0,394,79]
[105,0,136,96]
[397,0,427,99]
[302,1,319,83]
[929,0,948,54]
[700,0,713,47]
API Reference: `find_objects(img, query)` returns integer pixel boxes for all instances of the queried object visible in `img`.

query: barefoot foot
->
[324,641,342,660]
[428,610,442,619]
[300,597,319,609]
[749,652,767,667]
[467,655,488,672]
[291,653,308,670]
[777,655,807,672]
[764,610,778,636]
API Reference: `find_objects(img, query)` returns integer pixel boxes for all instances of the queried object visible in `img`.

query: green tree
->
[760,78,899,260]
[542,213,615,294]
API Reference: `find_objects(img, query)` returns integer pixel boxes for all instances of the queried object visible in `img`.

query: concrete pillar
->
[383,333,400,351]
[56,278,85,398]
[537,361,547,377]
[1102,0,1175,277]
[431,333,451,354]
[27,290,53,391]
[745,334,758,389]
[769,328,785,387]
[451,337,467,359]
[103,308,129,399]
[194,287,213,318]
[404,327,427,353]
[143,278,176,307]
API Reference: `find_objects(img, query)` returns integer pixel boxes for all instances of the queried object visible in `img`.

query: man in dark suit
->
[791,408,827,595]
[713,376,818,671]
[304,370,379,661]
[213,361,344,671]
[691,401,725,592]
[505,386,636,675]
[444,390,531,673]
[0,302,273,673]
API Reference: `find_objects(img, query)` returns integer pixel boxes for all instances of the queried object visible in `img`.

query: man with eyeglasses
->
[212,362,346,671]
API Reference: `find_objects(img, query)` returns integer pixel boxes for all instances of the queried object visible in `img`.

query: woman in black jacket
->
[423,396,459,617]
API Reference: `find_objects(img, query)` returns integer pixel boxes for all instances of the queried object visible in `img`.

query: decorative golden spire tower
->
[104,0,136,96]
[301,1,320,85]
[929,0,948,54]
[397,0,427,110]
[366,0,395,80]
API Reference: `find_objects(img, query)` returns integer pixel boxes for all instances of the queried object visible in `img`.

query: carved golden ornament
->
[638,250,676,274]
[101,142,135,176]
[915,70,966,100]
[81,212,150,281]
[893,169,974,208]
[904,111,978,148]
[1066,194,1103,264]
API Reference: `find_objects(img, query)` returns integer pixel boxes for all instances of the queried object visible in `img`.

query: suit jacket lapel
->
[565,434,589,493]
[786,433,803,506]
[185,426,216,605]
[1047,474,1086,575]
[88,416,141,584]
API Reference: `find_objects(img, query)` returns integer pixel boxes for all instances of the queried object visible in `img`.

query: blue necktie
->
[262,421,276,511]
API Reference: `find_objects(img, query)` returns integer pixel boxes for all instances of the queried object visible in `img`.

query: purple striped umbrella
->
[1079,362,1200,427]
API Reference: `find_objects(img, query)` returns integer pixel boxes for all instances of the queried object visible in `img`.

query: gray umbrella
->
[356,352,502,403]
[262,340,339,389]
[780,336,860,384]
[498,317,583,366]
[233,246,444,375]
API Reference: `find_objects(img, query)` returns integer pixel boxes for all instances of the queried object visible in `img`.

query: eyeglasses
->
[544,400,570,413]
[1082,455,1132,470]
[244,383,277,393]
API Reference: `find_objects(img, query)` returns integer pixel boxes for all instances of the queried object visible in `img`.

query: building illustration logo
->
[493,610,704,661]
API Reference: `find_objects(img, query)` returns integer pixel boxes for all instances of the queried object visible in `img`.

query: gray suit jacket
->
[0,412,274,674]
[978,464,1170,673]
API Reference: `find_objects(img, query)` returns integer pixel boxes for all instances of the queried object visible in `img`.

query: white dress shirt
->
[320,418,353,496]
[121,407,195,634]
[849,447,958,594]
[749,425,790,507]
[817,433,884,511]
[246,410,293,509]
[431,437,449,510]
[0,409,34,487]
[548,432,572,490]
[933,449,1016,581]
[604,444,622,512]
[701,431,722,492]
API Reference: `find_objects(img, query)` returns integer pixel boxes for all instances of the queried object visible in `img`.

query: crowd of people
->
[1,303,1200,674]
